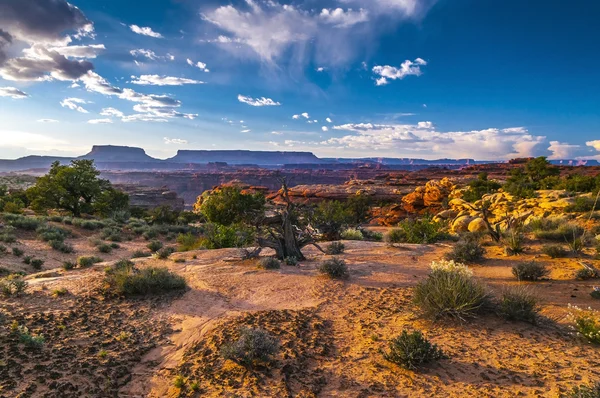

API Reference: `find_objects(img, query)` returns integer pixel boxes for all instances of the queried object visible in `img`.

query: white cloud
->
[238,94,281,107]
[548,141,580,160]
[70,82,80,88]
[272,131,283,135]
[0,87,28,99]
[319,8,369,27]
[326,117,333,123]
[0,131,68,151]
[100,107,124,118]
[129,25,163,38]
[130,75,204,86]
[164,137,188,144]
[316,67,325,72]
[587,140,600,152]
[292,114,300,119]
[417,121,433,129]
[302,112,310,119]
[87,118,112,124]
[48,44,106,59]
[130,49,174,62]
[186,58,209,72]
[241,129,251,133]
[60,97,89,113]
[372,58,427,86]
[37,119,59,123]
[322,126,329,132]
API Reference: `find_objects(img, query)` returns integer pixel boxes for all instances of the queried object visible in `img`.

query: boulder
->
[468,218,488,233]
[452,216,474,232]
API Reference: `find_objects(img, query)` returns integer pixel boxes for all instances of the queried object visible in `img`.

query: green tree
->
[525,157,560,182]
[195,186,265,226]
[462,173,502,202]
[26,160,128,216]
[310,200,353,240]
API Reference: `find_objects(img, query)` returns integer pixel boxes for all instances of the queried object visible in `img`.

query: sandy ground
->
[4,238,600,397]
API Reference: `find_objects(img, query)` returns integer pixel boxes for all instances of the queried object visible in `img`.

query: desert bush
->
[325,241,345,255]
[62,261,76,271]
[221,327,279,367]
[176,232,202,251]
[142,227,160,240]
[497,286,540,324]
[398,217,447,244]
[200,223,254,249]
[0,231,16,243]
[362,229,384,242]
[100,227,122,242]
[0,267,9,277]
[15,325,45,349]
[569,305,600,344]
[52,287,68,297]
[22,255,32,265]
[97,243,112,254]
[534,223,584,242]
[512,261,549,281]
[462,173,502,203]
[153,247,176,260]
[318,257,349,279]
[103,262,186,296]
[542,245,568,258]
[502,229,525,255]
[284,256,298,266]
[385,228,406,245]
[6,215,43,231]
[566,197,600,213]
[131,250,149,259]
[257,257,281,270]
[566,381,600,398]
[383,330,445,370]
[196,186,265,226]
[78,256,103,267]
[0,244,6,254]
[413,260,489,320]
[37,225,70,242]
[11,247,23,257]
[147,240,163,252]
[30,258,44,270]
[50,240,74,253]
[445,234,485,263]
[568,236,586,256]
[527,217,564,233]
[341,228,364,241]
[0,275,28,297]
[576,267,600,280]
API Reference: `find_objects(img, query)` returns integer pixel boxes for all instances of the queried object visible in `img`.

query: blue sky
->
[0,0,599,160]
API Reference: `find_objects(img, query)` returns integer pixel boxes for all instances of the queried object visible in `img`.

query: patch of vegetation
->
[97,243,113,254]
[341,228,364,241]
[103,261,186,296]
[566,381,600,398]
[153,247,176,260]
[4,214,43,231]
[533,222,584,242]
[221,327,279,367]
[569,306,600,345]
[30,258,44,270]
[257,257,281,270]
[176,232,202,251]
[462,173,502,203]
[50,239,74,253]
[502,229,525,255]
[566,197,600,213]
[131,250,149,259]
[318,257,349,279]
[325,241,345,255]
[503,157,560,199]
[11,247,23,257]
[15,324,45,349]
[196,186,266,226]
[0,275,28,297]
[310,200,354,240]
[497,286,540,324]
[413,260,489,320]
[147,240,164,252]
[52,287,69,297]
[100,227,123,242]
[576,267,600,281]
[445,233,485,263]
[512,261,549,281]
[22,255,32,265]
[200,223,254,249]
[386,217,446,245]
[284,256,298,266]
[383,330,446,371]
[62,261,76,271]
[542,244,568,258]
[78,256,103,267]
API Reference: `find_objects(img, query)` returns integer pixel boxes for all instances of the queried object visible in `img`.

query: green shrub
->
[0,245,6,254]
[199,223,254,249]
[78,256,103,267]
[576,268,600,280]
[502,229,525,255]
[131,250,149,259]
[413,260,489,320]
[566,382,600,398]
[22,255,32,265]
[542,245,568,258]
[15,325,45,349]
[11,247,23,257]
[0,232,16,243]
[318,257,349,279]
[383,330,445,370]
[462,173,501,203]
[147,240,163,252]
[512,261,549,281]
[445,234,485,263]
[221,327,278,367]
[362,229,384,242]
[109,242,120,249]
[50,240,74,253]
[1,275,28,296]
[284,256,298,266]
[30,258,44,270]
[100,227,122,242]
[103,263,186,296]
[569,306,600,345]
[176,232,202,251]
[341,228,364,241]
[534,223,584,242]
[325,241,345,255]
[62,261,76,271]
[37,225,70,242]
[566,197,600,213]
[52,287,68,297]
[257,257,281,270]
[6,215,43,231]
[497,286,540,324]
[142,228,159,240]
[386,218,446,245]
[153,247,175,260]
[385,228,406,245]
[97,243,113,254]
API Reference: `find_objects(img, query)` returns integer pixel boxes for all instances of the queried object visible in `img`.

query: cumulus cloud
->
[186,58,209,72]
[100,107,124,118]
[87,118,112,124]
[164,137,188,144]
[130,49,174,62]
[238,94,281,107]
[326,117,333,123]
[587,140,600,152]
[302,112,310,119]
[37,119,59,123]
[48,44,105,58]
[319,8,369,27]
[322,126,329,132]
[60,97,89,113]
[130,75,204,86]
[547,141,580,160]
[373,58,427,86]
[129,25,163,38]
[0,87,28,99]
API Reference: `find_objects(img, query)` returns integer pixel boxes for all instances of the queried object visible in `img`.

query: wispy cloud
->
[238,94,281,107]
[60,97,89,113]
[186,58,209,72]
[130,75,204,86]
[164,137,188,144]
[0,87,28,99]
[130,49,174,61]
[373,58,427,86]
[37,119,59,123]
[87,118,112,124]
[129,25,163,38]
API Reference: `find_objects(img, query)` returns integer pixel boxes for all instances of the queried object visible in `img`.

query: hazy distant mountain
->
[168,150,321,165]
[79,145,160,163]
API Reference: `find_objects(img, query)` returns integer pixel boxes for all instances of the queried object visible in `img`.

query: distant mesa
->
[80,145,159,163]
[168,150,321,165]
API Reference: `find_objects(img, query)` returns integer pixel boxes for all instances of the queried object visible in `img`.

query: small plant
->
[189,381,200,392]
[221,327,279,367]
[362,229,384,242]
[97,243,113,254]
[22,255,32,265]
[173,258,186,263]
[52,287,69,297]
[576,267,600,280]
[0,275,28,297]
[131,250,149,258]
[591,287,600,300]
[16,325,45,349]
[568,305,600,344]
[0,232,17,243]
[257,257,281,270]
[284,256,298,266]
[497,286,540,324]
[147,240,164,252]
[153,247,175,260]
[103,263,186,296]
[413,260,489,320]
[512,261,549,281]
[568,237,586,256]
[318,257,349,279]
[542,245,568,258]
[110,242,120,249]
[78,256,103,267]
[62,261,76,271]
[12,247,23,257]
[502,229,525,255]
[50,240,74,253]
[341,228,364,241]
[0,245,6,254]
[445,234,485,263]
[177,232,202,251]
[116,331,131,341]
[383,330,446,371]
[173,375,185,389]
[30,258,45,270]
[385,228,406,245]
[98,349,108,358]
[325,241,345,255]
[566,382,600,398]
